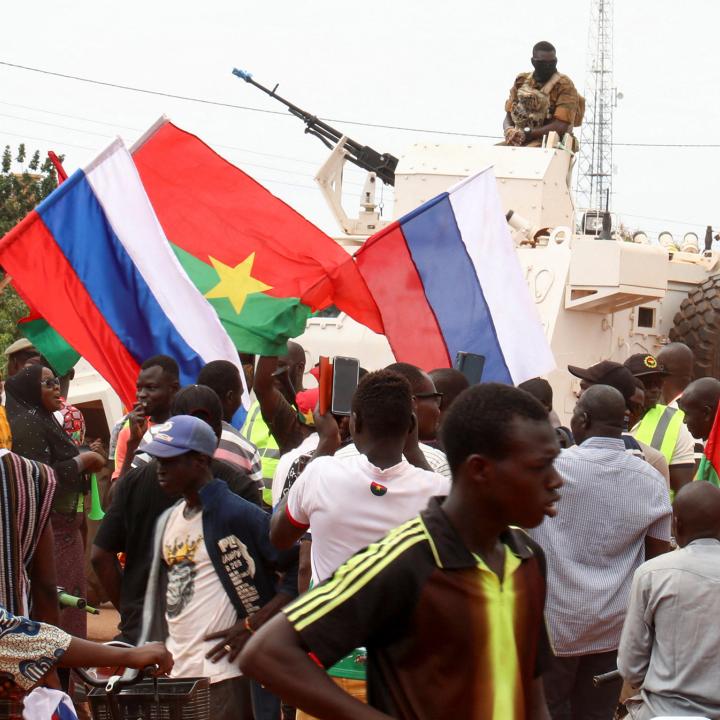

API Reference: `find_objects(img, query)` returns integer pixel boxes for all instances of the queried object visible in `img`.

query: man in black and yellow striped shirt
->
[240,383,563,720]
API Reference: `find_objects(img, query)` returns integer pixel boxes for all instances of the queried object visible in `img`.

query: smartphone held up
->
[318,356,361,417]
[455,352,485,385]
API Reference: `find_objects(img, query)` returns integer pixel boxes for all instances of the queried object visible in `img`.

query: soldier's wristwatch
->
[523,126,532,142]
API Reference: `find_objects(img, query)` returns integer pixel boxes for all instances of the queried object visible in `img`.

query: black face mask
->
[532,59,557,83]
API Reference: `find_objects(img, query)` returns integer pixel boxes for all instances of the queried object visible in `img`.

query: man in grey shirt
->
[530,385,672,720]
[619,481,720,720]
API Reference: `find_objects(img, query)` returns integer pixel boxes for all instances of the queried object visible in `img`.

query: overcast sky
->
[2,0,718,242]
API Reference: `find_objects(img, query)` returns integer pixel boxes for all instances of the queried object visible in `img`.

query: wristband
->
[244,617,255,634]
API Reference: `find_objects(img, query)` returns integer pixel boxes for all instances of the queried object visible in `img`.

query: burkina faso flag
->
[132,120,382,355]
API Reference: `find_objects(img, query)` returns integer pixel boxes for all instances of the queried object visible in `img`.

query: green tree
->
[0,145,62,355]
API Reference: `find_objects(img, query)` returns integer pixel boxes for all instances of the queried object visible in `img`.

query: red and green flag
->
[697,405,720,487]
[132,121,382,355]
[17,308,80,376]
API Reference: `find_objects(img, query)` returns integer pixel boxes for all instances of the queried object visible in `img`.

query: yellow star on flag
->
[204,253,272,314]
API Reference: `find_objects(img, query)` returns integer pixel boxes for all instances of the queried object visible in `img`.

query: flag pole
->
[48,151,68,183]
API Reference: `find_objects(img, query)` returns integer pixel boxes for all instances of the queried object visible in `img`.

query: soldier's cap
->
[141,415,217,459]
[567,360,637,401]
[623,353,670,378]
[3,338,35,357]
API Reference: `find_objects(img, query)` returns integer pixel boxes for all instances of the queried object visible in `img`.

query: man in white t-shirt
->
[281,445,448,586]
[270,370,448,717]
[271,369,449,582]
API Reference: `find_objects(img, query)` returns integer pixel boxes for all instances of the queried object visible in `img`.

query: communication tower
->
[575,0,617,212]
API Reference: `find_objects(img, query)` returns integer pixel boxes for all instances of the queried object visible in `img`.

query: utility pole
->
[575,0,617,212]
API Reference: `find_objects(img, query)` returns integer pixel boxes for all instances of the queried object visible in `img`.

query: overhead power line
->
[0,100,142,130]
[0,128,96,151]
[0,100,333,166]
[0,111,121,138]
[618,212,718,231]
[2,60,719,148]
[0,114,368,188]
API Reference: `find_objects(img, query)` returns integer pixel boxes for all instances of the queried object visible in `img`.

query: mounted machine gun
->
[233,68,397,234]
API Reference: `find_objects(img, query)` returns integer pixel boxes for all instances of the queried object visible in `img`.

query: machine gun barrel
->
[232,69,398,186]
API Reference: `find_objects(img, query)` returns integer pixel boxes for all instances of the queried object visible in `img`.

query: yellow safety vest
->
[634,404,684,465]
[241,401,281,505]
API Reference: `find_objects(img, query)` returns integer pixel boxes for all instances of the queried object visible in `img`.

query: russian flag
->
[354,168,554,383]
[0,139,241,408]
[23,687,79,719]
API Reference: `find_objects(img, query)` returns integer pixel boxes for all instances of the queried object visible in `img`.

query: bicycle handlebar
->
[593,669,621,687]
[57,588,99,614]
[57,590,86,610]
[72,641,157,693]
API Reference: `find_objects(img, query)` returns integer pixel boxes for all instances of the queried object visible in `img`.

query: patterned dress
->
[0,605,71,691]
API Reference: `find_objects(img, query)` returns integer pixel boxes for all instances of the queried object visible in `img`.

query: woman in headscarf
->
[4,365,105,638]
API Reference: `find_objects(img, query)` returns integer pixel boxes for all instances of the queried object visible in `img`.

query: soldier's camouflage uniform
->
[505,72,580,147]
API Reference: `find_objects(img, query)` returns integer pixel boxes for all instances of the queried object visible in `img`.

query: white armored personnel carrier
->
[298,127,718,421]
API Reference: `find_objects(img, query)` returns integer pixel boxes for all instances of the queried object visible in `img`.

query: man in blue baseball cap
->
[137,415,299,720]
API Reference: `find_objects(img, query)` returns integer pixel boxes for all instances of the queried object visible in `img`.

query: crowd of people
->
[0,334,719,720]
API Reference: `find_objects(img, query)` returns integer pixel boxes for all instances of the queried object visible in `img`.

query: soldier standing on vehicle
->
[503,41,582,147]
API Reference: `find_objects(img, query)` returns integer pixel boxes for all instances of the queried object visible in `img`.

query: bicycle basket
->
[88,677,210,720]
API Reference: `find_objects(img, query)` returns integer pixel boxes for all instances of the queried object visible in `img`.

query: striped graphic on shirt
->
[285,518,428,631]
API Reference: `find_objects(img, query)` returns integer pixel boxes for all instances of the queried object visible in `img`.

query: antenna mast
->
[575,0,616,212]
